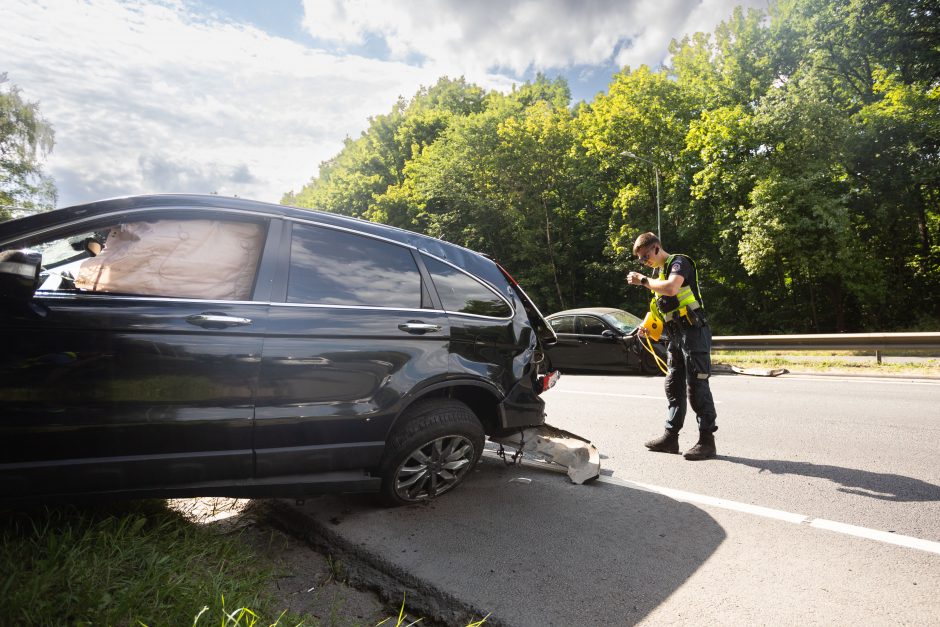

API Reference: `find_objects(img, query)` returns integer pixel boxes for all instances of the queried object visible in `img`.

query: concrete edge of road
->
[259,497,491,627]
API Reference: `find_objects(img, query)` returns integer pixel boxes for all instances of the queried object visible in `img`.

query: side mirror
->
[0,249,42,302]
[601,329,618,339]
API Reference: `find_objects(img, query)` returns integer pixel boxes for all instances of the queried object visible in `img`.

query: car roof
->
[548,307,625,317]
[0,194,507,288]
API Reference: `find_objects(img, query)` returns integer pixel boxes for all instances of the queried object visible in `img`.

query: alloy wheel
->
[393,434,476,502]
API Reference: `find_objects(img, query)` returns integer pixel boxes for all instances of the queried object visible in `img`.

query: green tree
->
[0,74,56,217]
[768,0,940,329]
[578,65,694,256]
[407,76,613,312]
[491,100,600,310]
[283,77,486,221]
[846,71,940,328]
[575,65,702,317]
[671,0,939,331]
[283,0,940,332]
[671,7,789,111]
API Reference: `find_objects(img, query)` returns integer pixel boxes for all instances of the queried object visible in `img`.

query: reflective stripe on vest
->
[661,299,701,322]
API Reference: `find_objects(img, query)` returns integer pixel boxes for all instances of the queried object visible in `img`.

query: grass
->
[0,499,489,626]
[0,500,294,626]
[376,594,422,627]
[712,349,940,377]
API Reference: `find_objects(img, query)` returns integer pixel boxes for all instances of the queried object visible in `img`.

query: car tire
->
[378,399,484,506]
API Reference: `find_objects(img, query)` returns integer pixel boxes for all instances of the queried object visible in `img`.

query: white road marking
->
[808,519,940,554]
[601,474,940,556]
[619,478,809,524]
[554,390,662,400]
[552,389,723,403]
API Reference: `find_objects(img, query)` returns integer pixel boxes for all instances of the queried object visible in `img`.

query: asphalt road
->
[272,372,940,626]
[547,372,940,542]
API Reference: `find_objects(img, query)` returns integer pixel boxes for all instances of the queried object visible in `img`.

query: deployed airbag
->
[75,219,263,300]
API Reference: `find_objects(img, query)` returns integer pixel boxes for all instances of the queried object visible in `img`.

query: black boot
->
[645,430,680,454]
[683,431,716,460]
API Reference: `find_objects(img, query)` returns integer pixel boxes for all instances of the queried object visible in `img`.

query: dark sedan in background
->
[544,307,667,375]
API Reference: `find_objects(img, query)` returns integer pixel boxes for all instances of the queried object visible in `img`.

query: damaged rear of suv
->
[0,194,593,507]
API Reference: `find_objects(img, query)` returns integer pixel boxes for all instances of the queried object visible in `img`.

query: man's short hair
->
[633,232,660,255]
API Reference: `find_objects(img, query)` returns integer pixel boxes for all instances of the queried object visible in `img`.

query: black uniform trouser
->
[664,319,717,434]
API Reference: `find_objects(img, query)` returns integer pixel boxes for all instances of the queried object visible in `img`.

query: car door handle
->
[398,321,442,334]
[186,313,252,328]
[270,356,331,366]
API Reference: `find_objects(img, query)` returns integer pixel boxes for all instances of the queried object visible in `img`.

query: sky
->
[2,0,767,209]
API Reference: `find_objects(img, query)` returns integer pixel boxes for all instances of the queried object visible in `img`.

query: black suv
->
[0,195,556,505]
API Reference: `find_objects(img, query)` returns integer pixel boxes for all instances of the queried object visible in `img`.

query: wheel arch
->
[392,379,503,436]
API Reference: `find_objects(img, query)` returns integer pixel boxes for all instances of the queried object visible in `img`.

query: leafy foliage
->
[0,74,56,217]
[285,0,939,332]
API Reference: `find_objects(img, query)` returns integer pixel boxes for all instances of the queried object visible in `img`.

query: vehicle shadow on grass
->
[721,456,940,502]
[265,456,726,627]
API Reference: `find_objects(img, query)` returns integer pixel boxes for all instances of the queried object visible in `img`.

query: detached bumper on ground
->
[489,423,601,484]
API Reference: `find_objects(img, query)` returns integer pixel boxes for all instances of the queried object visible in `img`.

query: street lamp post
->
[621,151,660,239]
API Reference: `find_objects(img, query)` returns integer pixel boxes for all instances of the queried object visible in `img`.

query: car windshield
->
[602,309,642,333]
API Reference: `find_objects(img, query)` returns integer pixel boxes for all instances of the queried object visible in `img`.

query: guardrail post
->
[876,350,882,365]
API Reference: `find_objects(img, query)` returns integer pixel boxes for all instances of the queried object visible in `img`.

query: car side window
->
[288,223,422,308]
[549,316,575,334]
[421,255,511,317]
[579,316,607,335]
[29,217,265,301]
[29,228,110,291]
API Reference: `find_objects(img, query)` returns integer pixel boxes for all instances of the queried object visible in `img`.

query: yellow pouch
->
[641,311,662,341]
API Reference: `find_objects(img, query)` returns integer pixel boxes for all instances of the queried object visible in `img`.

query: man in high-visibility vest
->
[627,232,718,460]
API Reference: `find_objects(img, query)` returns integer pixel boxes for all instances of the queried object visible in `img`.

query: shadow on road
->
[268,456,726,627]
[721,456,940,502]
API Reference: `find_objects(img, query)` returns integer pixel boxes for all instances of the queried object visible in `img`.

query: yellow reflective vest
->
[650,254,704,323]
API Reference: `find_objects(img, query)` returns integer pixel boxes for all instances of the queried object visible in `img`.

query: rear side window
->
[423,255,511,318]
[579,316,607,335]
[549,316,575,334]
[288,224,422,308]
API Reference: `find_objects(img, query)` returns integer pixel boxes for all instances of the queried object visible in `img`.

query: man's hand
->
[627,271,645,287]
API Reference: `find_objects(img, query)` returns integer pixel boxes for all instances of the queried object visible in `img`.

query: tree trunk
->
[915,193,932,257]
[807,270,820,333]
[831,280,845,333]
[542,197,566,310]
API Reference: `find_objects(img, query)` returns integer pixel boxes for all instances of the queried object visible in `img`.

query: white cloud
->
[1,0,767,209]
[1,0,510,207]
[302,0,769,74]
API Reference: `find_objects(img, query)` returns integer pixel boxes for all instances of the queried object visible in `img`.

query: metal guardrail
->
[712,332,940,352]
